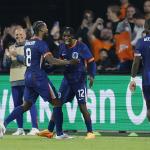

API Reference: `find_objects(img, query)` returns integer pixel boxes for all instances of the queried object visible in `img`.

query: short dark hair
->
[32,21,46,35]
[61,27,75,37]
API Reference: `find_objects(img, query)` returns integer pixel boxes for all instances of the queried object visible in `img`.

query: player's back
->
[136,35,150,85]
[24,38,48,86]
[139,36,150,71]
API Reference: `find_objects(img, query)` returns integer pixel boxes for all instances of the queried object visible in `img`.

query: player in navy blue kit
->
[130,19,150,122]
[38,27,96,139]
[0,22,78,138]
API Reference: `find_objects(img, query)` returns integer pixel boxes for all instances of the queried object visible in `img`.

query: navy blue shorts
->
[142,85,150,109]
[58,77,87,104]
[24,72,58,104]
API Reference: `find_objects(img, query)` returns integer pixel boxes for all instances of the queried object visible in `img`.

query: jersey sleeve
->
[134,38,143,56]
[80,43,94,63]
[37,40,52,57]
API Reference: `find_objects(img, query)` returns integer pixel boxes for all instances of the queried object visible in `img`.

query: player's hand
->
[88,76,94,88]
[129,81,136,93]
[69,59,79,65]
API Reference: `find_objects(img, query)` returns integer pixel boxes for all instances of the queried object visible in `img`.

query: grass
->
[0,134,150,150]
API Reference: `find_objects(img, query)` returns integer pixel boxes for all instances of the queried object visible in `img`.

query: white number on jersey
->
[25,48,31,67]
[78,89,85,98]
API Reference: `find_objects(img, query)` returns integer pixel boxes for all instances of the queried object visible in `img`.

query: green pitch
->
[0,135,150,150]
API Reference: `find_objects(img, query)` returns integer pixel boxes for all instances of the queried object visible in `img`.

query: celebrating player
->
[38,27,96,139]
[0,21,78,138]
[129,19,150,122]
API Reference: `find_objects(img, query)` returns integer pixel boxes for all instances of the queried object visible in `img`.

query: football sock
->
[85,119,92,132]
[4,106,24,127]
[30,104,38,128]
[48,120,55,132]
[53,107,63,136]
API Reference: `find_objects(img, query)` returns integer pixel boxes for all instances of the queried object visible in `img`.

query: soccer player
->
[0,21,78,138]
[38,27,96,139]
[129,18,150,122]
[3,27,39,135]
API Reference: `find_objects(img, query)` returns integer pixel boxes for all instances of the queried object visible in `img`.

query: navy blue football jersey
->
[135,35,150,85]
[59,41,94,83]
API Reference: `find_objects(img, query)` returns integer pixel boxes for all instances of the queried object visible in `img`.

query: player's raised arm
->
[43,52,79,66]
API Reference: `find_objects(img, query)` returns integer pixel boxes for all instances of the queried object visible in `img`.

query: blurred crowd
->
[0,0,150,74]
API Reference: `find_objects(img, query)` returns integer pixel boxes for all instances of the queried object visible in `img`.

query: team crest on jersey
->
[72,52,79,59]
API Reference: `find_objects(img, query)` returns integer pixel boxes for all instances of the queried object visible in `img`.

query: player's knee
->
[147,109,150,121]
[22,101,32,112]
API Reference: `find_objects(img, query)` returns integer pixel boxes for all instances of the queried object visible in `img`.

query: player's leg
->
[11,86,25,135]
[35,79,63,137]
[3,101,32,129]
[23,86,39,135]
[74,82,95,139]
[27,104,39,135]
[54,79,75,139]
[47,80,63,137]
[0,86,38,136]
[38,78,74,139]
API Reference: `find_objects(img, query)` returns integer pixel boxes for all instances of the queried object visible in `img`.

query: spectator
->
[114,31,133,72]
[50,21,62,58]
[116,5,137,35]
[88,18,114,62]
[119,0,130,20]
[144,0,150,19]
[106,4,121,34]
[97,48,119,72]
[131,13,145,46]
[76,10,94,48]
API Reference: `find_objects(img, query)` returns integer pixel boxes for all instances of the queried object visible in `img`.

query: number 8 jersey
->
[23,37,59,103]
[24,37,50,71]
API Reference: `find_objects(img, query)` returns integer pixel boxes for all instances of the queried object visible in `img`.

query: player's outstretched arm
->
[44,53,78,66]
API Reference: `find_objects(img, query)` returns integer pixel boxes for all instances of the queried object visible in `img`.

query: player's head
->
[14,27,26,44]
[62,27,75,45]
[32,21,48,38]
